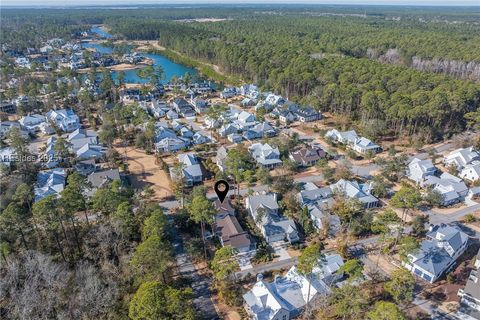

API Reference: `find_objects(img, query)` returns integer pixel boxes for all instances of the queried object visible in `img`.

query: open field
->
[115,146,173,200]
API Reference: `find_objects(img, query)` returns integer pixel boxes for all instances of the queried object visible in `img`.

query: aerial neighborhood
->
[2,5,480,320]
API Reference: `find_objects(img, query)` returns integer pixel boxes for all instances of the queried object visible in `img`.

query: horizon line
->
[2,2,480,8]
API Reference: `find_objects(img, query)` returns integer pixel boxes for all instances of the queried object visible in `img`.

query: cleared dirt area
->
[115,146,173,200]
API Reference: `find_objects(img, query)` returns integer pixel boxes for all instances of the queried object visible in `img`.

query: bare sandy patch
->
[115,146,173,200]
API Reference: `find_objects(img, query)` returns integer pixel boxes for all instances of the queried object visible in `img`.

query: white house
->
[19,114,53,134]
[423,172,469,206]
[170,153,203,186]
[330,179,379,209]
[444,147,480,170]
[403,224,468,283]
[46,109,80,132]
[460,163,480,182]
[407,157,437,186]
[243,253,344,320]
[249,143,282,169]
[457,250,480,320]
[325,129,380,154]
[34,168,66,202]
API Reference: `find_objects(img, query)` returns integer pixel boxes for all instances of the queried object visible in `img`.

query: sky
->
[2,0,479,7]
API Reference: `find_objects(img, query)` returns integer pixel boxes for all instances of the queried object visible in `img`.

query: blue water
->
[91,26,113,39]
[86,27,198,84]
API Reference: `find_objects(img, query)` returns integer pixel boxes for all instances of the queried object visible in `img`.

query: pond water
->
[87,27,198,84]
[91,26,113,39]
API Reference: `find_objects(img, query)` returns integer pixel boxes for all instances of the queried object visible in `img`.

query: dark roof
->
[290,146,326,164]
[215,214,252,250]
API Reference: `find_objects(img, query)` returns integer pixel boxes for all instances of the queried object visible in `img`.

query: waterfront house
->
[404,224,468,283]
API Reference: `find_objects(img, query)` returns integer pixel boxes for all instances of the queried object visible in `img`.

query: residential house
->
[0,121,29,139]
[325,129,380,154]
[307,204,341,237]
[191,97,208,114]
[219,123,238,137]
[289,145,326,167]
[243,253,344,320]
[220,87,237,99]
[235,111,257,130]
[457,250,480,320]
[423,172,469,206]
[86,168,121,197]
[46,109,80,132]
[76,143,105,160]
[34,168,66,202]
[351,137,381,154]
[19,114,54,134]
[172,98,196,118]
[297,182,333,206]
[246,122,277,139]
[278,110,296,124]
[294,107,321,122]
[325,129,358,145]
[444,147,480,170]
[0,102,16,114]
[460,164,480,182]
[0,147,14,168]
[249,143,283,169]
[245,193,299,243]
[166,110,179,120]
[192,132,211,145]
[331,179,379,209]
[170,153,203,186]
[215,210,255,253]
[155,137,187,153]
[216,146,228,172]
[404,224,468,283]
[228,133,243,144]
[238,84,259,99]
[241,98,257,107]
[407,157,437,186]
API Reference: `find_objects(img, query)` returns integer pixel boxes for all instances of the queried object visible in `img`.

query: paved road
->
[425,203,480,226]
[168,217,219,320]
[236,235,381,278]
[159,174,326,210]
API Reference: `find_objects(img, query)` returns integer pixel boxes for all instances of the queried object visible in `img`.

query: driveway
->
[237,251,255,271]
[271,241,291,261]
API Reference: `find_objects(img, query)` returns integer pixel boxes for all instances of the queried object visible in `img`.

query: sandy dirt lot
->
[116,146,172,200]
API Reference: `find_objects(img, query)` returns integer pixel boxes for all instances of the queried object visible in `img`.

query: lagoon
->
[88,27,198,84]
